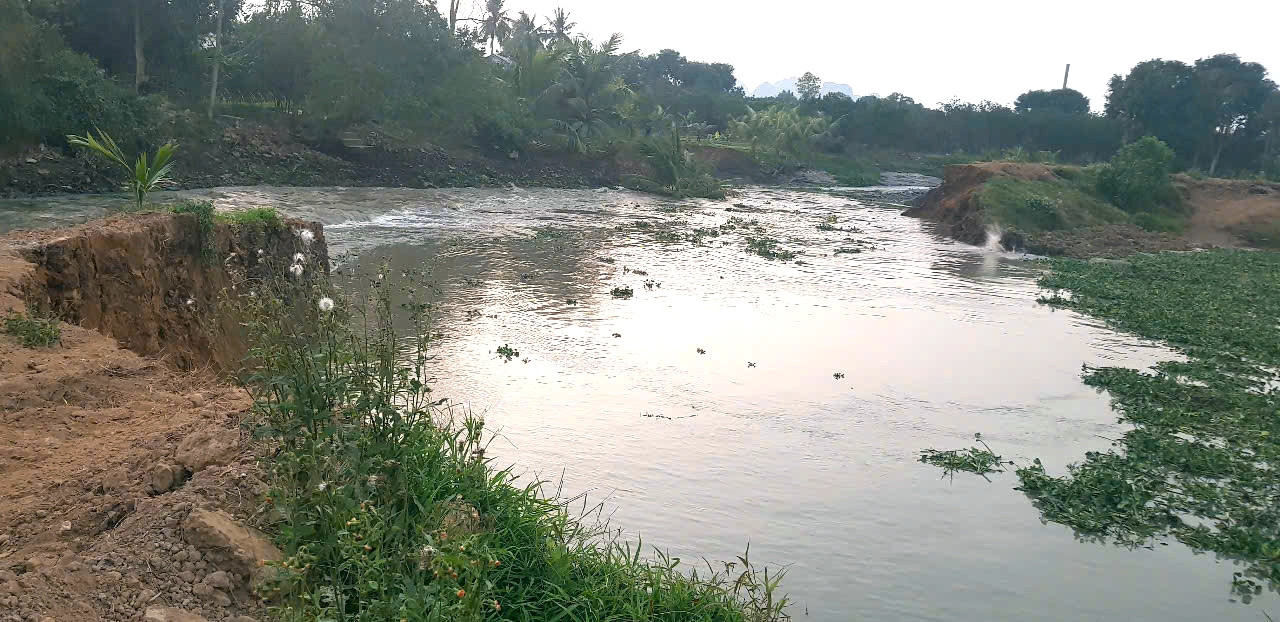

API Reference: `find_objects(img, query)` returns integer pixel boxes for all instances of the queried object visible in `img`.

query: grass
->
[230,262,789,621]
[1020,251,1280,598]
[218,206,285,229]
[3,310,61,347]
[977,171,1133,234]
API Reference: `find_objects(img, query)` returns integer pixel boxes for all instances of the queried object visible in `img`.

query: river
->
[1,185,1271,620]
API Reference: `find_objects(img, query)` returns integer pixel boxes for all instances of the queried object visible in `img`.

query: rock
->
[175,429,240,473]
[191,582,214,598]
[24,158,36,164]
[58,521,72,535]
[188,393,205,407]
[101,469,130,493]
[137,589,157,604]
[143,607,211,622]
[177,571,195,584]
[182,510,281,577]
[203,571,231,590]
[210,590,232,607]
[150,463,183,493]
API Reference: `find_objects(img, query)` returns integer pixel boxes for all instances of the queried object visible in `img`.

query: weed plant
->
[3,310,61,347]
[230,259,790,621]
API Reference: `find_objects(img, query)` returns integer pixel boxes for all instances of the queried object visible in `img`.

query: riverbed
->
[1,185,1271,620]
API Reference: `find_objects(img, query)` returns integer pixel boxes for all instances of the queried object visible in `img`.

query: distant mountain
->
[752,78,855,99]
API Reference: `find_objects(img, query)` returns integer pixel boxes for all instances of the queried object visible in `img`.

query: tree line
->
[1,0,1277,180]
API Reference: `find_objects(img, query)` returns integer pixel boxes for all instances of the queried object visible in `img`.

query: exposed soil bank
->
[906,162,1280,257]
[0,122,777,199]
[0,215,312,622]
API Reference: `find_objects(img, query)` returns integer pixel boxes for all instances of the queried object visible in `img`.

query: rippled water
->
[2,186,1272,620]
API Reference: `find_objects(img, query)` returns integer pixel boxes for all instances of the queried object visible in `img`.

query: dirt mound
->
[905,162,1055,244]
[6,213,326,370]
[1177,176,1280,247]
[1,241,275,621]
[907,163,1280,256]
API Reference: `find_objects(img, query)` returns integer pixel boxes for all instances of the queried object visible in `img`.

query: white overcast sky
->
[459,0,1280,111]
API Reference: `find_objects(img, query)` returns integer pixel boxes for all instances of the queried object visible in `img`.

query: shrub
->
[3,310,61,347]
[1096,136,1178,212]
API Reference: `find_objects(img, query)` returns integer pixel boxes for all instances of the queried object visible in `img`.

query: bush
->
[1096,136,1178,212]
[0,2,149,149]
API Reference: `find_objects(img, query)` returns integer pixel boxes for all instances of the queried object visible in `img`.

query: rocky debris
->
[143,606,211,622]
[151,462,185,494]
[183,509,282,578]
[176,429,241,473]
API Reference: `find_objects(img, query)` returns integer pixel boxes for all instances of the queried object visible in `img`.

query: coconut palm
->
[67,129,177,210]
[549,34,632,152]
[547,7,575,43]
[482,0,512,55]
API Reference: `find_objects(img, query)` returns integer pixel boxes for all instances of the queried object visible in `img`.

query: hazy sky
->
[462,0,1280,111]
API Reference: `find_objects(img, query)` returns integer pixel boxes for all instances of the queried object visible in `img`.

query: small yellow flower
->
[456,589,466,599]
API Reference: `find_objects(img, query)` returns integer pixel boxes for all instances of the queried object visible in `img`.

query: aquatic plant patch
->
[922,250,1280,597]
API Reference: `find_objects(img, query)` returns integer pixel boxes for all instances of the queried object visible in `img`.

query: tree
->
[206,0,225,118]
[796,71,821,101]
[1014,88,1090,115]
[1193,54,1276,175]
[1105,59,1205,166]
[547,7,574,43]
[1262,92,1280,162]
[482,0,511,55]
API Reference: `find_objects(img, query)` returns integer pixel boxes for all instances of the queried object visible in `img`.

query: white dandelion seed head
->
[256,249,265,256]
[377,273,384,281]
[317,481,329,492]
[289,264,304,278]
[296,228,316,245]
[293,252,306,263]
[318,297,335,312]
[186,298,194,306]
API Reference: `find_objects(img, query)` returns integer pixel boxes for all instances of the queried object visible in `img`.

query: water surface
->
[2,186,1270,620]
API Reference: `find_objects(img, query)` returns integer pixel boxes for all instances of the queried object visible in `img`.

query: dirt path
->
[2,233,274,621]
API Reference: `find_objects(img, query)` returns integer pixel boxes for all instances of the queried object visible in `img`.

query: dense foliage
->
[3,0,1278,181]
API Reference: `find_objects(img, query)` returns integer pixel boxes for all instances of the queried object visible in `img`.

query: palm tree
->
[549,34,632,152]
[547,8,575,43]
[482,0,512,55]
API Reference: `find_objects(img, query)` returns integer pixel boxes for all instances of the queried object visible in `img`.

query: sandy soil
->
[2,229,274,622]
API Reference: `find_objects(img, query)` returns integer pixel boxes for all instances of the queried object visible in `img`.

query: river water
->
[1,186,1272,620]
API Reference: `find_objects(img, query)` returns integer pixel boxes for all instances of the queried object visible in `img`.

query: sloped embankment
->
[0,214,324,622]
[907,162,1280,257]
[10,212,326,370]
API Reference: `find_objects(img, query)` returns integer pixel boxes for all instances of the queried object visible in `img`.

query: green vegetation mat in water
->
[1027,251,1280,598]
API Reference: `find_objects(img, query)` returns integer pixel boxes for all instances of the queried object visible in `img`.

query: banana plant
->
[67,130,177,210]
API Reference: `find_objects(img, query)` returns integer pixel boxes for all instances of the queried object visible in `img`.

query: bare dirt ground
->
[1179,175,1280,247]
[2,233,277,622]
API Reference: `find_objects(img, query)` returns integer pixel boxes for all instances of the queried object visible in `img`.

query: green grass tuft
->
[217,207,284,230]
[3,310,61,347]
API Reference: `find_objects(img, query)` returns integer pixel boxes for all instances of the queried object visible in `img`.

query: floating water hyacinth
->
[318,297,335,312]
